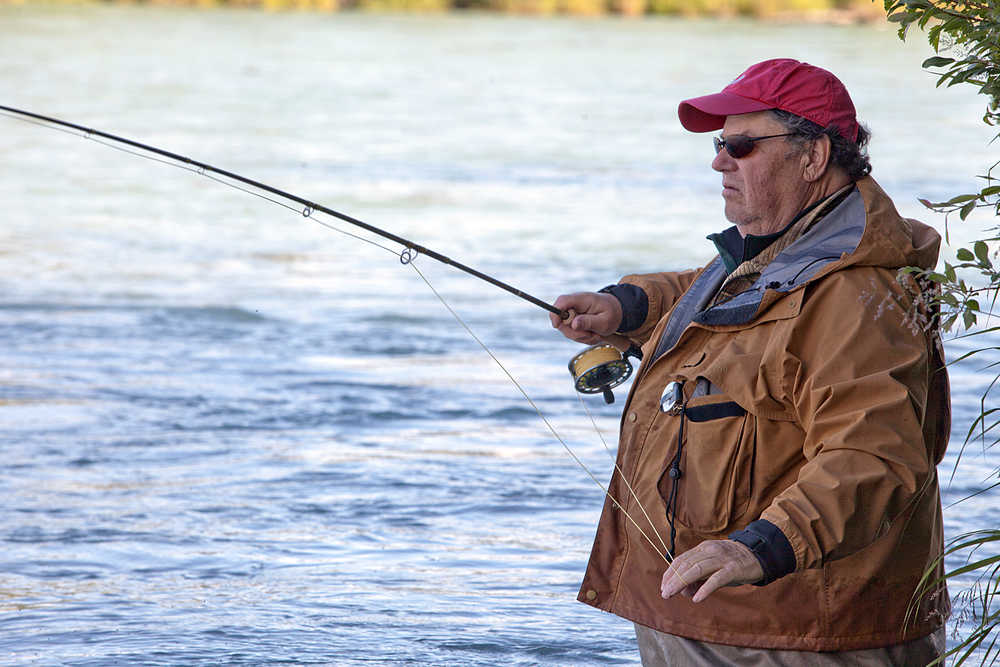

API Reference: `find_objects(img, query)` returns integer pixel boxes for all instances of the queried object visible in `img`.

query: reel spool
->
[568,343,634,404]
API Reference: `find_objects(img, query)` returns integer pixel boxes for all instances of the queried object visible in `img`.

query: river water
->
[1,5,997,665]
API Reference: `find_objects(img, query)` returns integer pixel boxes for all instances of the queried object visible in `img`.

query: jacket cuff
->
[728,519,796,586]
[598,284,648,333]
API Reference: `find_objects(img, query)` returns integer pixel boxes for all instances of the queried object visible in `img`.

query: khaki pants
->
[635,624,946,667]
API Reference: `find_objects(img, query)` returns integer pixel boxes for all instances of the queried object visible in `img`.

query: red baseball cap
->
[678,58,860,142]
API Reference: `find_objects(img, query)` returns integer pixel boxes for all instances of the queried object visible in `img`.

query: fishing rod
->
[1,104,639,403]
[0,104,565,317]
[3,102,673,562]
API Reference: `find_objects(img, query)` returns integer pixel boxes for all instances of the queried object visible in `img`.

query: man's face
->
[712,111,810,238]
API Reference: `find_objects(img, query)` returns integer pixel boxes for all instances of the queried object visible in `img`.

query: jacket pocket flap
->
[685,400,746,422]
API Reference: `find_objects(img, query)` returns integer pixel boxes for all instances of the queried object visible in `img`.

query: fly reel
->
[568,343,635,405]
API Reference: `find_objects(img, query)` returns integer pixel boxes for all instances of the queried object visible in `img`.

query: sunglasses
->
[713,133,795,159]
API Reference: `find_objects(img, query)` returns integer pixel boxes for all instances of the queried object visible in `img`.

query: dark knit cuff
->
[728,519,796,586]
[598,284,648,333]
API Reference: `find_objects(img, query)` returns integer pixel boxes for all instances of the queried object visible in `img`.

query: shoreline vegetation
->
[0,0,887,21]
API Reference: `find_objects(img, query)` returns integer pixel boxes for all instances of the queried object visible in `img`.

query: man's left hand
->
[660,539,764,603]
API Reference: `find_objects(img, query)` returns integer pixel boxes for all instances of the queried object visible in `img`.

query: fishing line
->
[3,104,676,567]
[410,261,671,564]
[196,170,403,257]
[576,392,672,561]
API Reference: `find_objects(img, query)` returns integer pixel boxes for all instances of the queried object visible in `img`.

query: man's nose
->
[712,148,734,172]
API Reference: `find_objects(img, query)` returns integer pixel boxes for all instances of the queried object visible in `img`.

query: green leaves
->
[923,56,955,68]
[948,193,981,205]
[893,3,1000,662]
[962,200,978,219]
[918,183,1000,221]
[975,240,992,266]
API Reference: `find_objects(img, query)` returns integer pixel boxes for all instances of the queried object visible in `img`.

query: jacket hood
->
[850,176,941,273]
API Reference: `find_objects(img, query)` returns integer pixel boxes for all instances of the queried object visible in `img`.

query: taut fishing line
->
[576,392,672,561]
[412,260,671,564]
[1,104,674,565]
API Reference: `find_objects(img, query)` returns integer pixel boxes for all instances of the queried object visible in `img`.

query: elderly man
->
[551,59,950,664]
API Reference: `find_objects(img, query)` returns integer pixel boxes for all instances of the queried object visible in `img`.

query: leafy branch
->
[886,0,1000,663]
[885,0,1000,221]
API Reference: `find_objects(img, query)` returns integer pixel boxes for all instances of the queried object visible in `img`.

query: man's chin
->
[723,208,755,237]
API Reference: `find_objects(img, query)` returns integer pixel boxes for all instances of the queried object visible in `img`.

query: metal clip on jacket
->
[659,381,684,415]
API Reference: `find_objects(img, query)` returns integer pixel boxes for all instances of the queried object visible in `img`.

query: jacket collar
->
[695,185,865,327]
[707,195,834,275]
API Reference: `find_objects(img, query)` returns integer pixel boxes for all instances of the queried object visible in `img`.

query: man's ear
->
[802,134,833,182]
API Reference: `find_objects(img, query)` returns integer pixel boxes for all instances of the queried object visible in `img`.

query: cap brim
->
[678,92,774,133]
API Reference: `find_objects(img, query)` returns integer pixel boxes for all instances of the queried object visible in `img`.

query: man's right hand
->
[550,292,624,345]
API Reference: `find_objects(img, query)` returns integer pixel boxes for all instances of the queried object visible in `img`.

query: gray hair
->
[770,109,872,181]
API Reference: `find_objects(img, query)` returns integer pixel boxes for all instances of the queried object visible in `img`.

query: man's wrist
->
[598,284,647,333]
[728,519,796,586]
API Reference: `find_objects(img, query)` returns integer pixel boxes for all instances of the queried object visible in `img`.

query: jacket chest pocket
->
[657,392,756,534]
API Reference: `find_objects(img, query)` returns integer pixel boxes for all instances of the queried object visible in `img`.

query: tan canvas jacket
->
[578,176,951,651]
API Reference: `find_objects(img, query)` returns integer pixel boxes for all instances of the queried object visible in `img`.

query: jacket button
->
[628,412,637,422]
[586,589,598,601]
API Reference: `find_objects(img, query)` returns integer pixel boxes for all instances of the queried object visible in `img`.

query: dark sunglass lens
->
[725,135,754,158]
[713,136,724,154]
